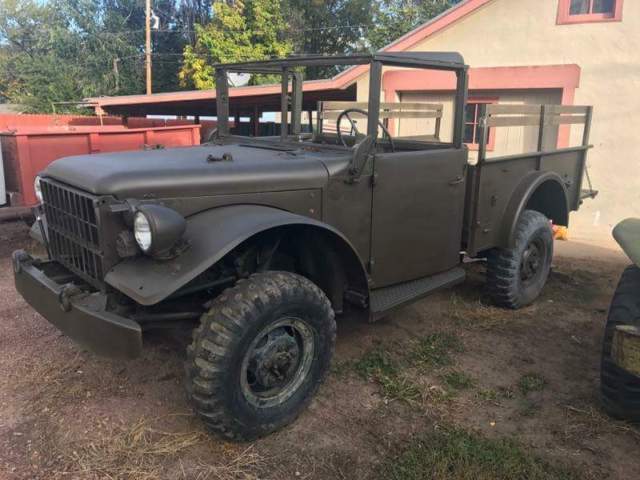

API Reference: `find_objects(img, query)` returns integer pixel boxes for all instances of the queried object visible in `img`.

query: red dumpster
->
[1,124,201,207]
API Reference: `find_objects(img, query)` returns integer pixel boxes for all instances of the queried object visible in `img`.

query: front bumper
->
[12,250,142,359]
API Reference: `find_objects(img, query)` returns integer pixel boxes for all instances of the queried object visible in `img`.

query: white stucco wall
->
[353,0,639,241]
[409,0,640,240]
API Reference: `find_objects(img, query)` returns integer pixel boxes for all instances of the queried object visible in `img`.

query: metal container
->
[0,124,201,207]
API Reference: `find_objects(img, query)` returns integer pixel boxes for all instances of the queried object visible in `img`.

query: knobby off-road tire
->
[486,210,554,309]
[600,265,640,421]
[186,271,336,441]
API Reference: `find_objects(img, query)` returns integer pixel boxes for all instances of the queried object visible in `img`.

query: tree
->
[179,0,292,89]
[283,0,374,79]
[0,0,146,111]
[367,0,461,50]
[0,0,201,112]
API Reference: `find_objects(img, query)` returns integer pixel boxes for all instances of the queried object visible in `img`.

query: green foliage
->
[441,370,475,390]
[380,427,579,480]
[368,0,461,50]
[0,0,464,110]
[180,0,292,89]
[412,332,464,367]
[283,0,374,79]
[0,0,206,112]
[0,0,142,111]
[518,373,547,395]
[354,347,421,403]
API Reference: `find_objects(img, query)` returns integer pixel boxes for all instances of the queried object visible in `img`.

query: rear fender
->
[613,219,640,267]
[105,204,368,306]
[499,172,569,249]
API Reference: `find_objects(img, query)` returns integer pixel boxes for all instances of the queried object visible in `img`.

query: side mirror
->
[349,135,376,177]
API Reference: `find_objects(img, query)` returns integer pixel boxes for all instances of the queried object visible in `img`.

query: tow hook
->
[11,250,31,274]
[58,284,83,312]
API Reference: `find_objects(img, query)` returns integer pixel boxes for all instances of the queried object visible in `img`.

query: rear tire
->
[600,265,640,421]
[486,210,553,309]
[185,271,336,441]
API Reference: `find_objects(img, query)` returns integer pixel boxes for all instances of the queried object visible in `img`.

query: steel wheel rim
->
[520,238,545,285]
[240,317,315,408]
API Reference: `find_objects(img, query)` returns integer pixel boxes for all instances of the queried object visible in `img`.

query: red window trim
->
[557,0,623,25]
[465,97,497,151]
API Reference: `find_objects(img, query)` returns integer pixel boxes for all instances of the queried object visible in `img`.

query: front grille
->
[40,178,104,287]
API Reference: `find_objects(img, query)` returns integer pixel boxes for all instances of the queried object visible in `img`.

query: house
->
[88,0,639,240]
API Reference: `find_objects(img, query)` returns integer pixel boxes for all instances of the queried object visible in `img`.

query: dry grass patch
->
[57,417,262,480]
[445,293,523,330]
[562,404,640,441]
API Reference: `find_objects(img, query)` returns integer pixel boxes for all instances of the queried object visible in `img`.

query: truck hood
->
[43,143,337,198]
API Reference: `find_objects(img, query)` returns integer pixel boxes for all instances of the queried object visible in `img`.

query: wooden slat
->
[547,115,588,125]
[486,115,542,127]
[545,105,589,114]
[487,104,542,115]
[321,101,368,110]
[380,111,442,119]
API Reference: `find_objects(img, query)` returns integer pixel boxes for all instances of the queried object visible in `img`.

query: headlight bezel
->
[132,204,187,259]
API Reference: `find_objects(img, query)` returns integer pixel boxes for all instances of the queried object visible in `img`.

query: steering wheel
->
[336,108,395,153]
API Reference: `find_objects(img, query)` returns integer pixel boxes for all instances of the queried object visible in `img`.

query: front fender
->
[613,219,640,267]
[105,204,366,306]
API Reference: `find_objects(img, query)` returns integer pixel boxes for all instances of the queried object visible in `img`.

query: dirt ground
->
[1,220,639,479]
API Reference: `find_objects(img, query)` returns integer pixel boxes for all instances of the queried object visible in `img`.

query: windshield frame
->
[213,53,469,149]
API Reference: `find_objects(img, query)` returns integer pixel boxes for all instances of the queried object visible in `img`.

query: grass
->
[58,417,262,480]
[379,427,579,480]
[354,347,421,404]
[446,292,521,330]
[441,371,475,391]
[412,333,463,368]
[353,332,466,404]
[475,388,499,403]
[518,373,546,395]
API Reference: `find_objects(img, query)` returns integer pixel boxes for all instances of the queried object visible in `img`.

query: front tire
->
[186,271,336,441]
[600,266,640,420]
[486,210,554,309]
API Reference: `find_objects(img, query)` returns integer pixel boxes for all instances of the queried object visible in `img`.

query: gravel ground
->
[1,219,639,479]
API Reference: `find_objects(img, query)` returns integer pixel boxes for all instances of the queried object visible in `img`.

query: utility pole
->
[145,0,152,95]
[113,58,120,93]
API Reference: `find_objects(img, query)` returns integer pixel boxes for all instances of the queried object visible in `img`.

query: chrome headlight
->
[34,176,43,203]
[134,211,153,253]
[133,205,186,258]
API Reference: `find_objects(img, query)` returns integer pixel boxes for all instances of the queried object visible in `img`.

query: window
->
[464,99,496,151]
[558,0,623,24]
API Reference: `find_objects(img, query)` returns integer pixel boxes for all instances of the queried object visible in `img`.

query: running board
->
[370,267,465,321]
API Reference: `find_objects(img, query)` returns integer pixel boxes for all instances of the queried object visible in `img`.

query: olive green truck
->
[13,53,596,440]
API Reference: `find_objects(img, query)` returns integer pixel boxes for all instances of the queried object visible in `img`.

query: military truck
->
[13,53,596,440]
[601,219,640,420]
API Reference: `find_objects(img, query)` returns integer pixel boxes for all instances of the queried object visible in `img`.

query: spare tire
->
[600,265,640,420]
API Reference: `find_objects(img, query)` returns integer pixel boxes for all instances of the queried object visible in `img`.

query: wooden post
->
[145,0,152,95]
[113,58,120,93]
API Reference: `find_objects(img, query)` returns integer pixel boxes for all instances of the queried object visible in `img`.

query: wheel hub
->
[241,317,315,408]
[521,240,543,283]
[252,333,300,389]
